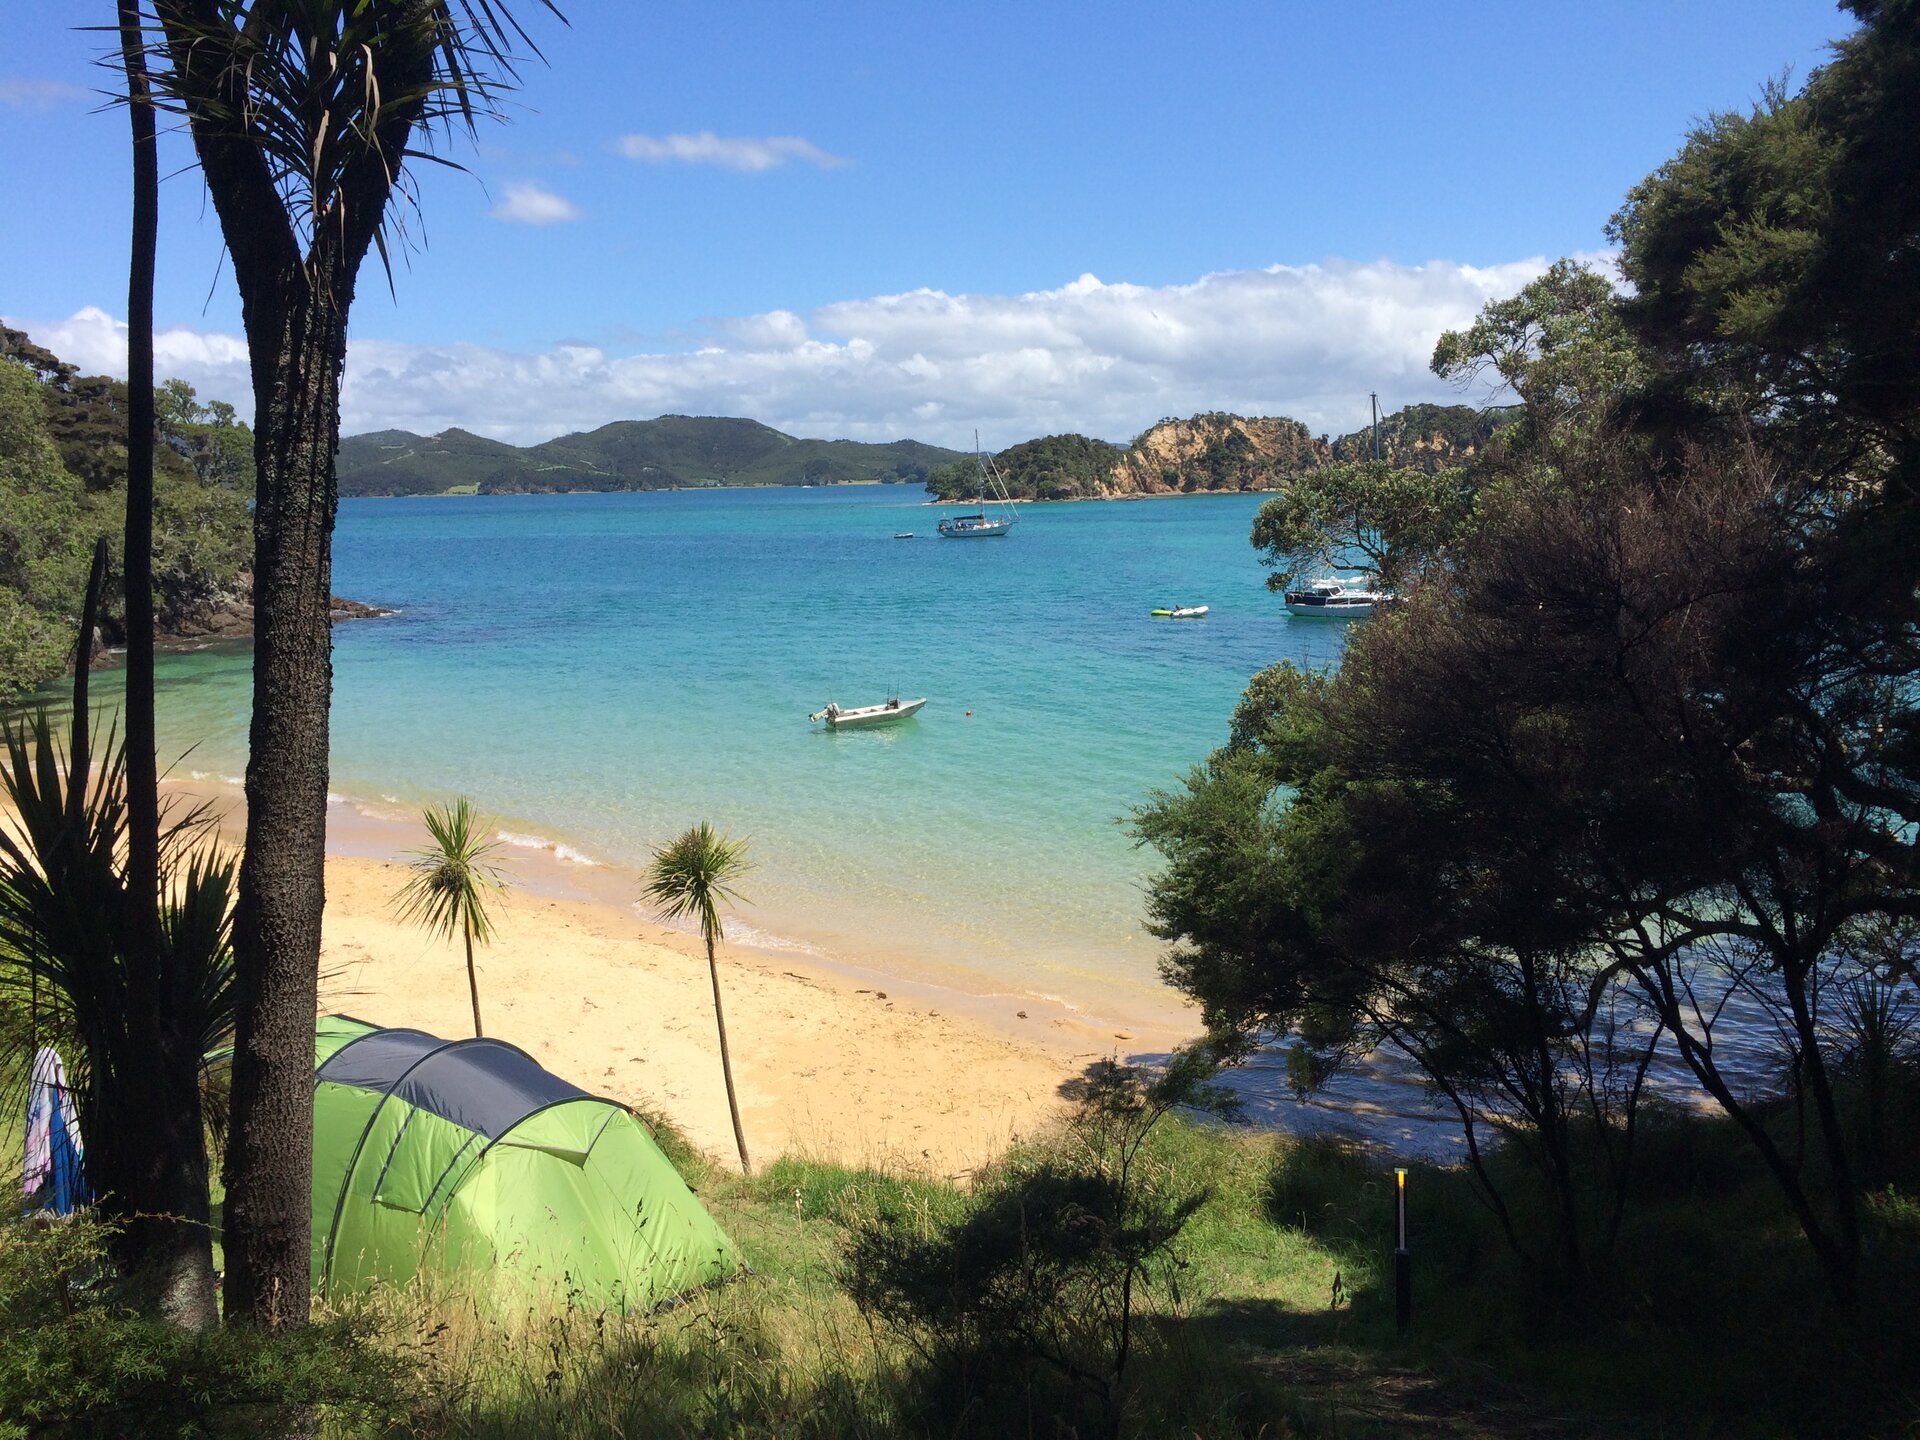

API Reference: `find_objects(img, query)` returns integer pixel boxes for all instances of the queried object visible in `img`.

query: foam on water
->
[497,828,601,866]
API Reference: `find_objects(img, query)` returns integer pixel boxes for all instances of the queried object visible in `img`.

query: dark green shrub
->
[0,1214,416,1439]
[838,1055,1229,1437]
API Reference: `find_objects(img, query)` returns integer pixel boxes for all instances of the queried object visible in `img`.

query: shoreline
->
[338,483,1274,505]
[923,487,1277,506]
[172,772,1197,1051]
[159,776,1196,1175]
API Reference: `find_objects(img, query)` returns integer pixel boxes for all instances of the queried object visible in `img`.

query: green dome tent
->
[310,1015,737,1310]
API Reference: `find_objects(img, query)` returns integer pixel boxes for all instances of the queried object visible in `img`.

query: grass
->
[292,1100,1914,1439]
[323,1125,1310,1438]
[3,1056,1916,1437]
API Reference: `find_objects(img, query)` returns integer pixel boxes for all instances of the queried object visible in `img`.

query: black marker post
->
[1394,1166,1411,1334]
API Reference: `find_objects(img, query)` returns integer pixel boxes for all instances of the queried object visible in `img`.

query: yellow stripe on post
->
[1393,1166,1411,1333]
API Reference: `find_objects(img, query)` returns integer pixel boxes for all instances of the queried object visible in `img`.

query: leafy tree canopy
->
[1248,459,1470,592]
[1151,0,1920,1307]
[0,361,90,696]
[156,379,254,491]
[0,334,252,700]
[1610,0,1920,497]
[1431,259,1646,481]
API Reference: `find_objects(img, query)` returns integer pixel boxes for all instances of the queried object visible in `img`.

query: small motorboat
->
[1151,605,1210,618]
[809,697,928,728]
[894,532,915,539]
[1283,577,1392,619]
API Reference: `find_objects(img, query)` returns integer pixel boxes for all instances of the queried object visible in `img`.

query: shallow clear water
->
[139,485,1354,1028]
[50,483,1808,1158]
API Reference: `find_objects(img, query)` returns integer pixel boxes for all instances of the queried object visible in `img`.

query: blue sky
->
[1,2,1854,447]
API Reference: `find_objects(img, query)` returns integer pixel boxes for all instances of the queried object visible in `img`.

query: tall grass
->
[330,1129,1306,1439]
[1,1077,1914,1435]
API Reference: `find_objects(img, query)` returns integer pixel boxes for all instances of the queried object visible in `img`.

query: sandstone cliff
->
[928,404,1515,501]
[1105,413,1330,495]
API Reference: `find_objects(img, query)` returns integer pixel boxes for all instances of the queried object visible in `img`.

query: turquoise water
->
[141,486,1354,1027]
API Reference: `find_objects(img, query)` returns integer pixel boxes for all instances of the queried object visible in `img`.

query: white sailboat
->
[938,436,1017,538]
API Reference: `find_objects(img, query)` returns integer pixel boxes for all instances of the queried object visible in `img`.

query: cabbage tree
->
[395,798,504,1039]
[644,824,754,1176]
[140,0,561,1329]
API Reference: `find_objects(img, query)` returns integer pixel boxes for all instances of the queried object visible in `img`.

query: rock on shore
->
[155,570,392,646]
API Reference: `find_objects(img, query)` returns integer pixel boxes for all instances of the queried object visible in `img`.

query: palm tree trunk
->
[706,937,751,1175]
[465,926,484,1038]
[222,271,346,1332]
[120,0,162,1018]
[148,0,490,1335]
[115,0,218,1330]
[67,538,109,826]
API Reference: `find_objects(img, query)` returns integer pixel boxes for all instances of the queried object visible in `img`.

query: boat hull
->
[1284,579,1392,619]
[1284,597,1376,618]
[938,519,1013,538]
[815,697,928,727]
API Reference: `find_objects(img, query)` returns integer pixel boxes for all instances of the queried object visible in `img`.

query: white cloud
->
[490,181,582,225]
[614,131,846,172]
[8,256,1554,449]
[3,306,253,407]
[0,78,88,110]
[720,310,810,351]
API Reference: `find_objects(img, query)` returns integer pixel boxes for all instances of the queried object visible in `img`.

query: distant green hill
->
[339,406,1521,501]
[337,417,968,496]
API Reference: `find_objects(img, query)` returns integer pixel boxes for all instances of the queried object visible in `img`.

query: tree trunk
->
[707,937,751,1175]
[1646,965,1859,1309]
[119,0,162,1023]
[1781,952,1862,1304]
[465,926,484,1038]
[68,538,110,821]
[87,1035,220,1324]
[221,275,346,1331]
[116,0,218,1330]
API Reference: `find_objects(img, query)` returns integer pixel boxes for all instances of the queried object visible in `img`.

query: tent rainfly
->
[311,1014,737,1310]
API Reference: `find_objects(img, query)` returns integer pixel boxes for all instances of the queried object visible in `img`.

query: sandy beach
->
[135,780,1189,1178]
[318,850,1131,1176]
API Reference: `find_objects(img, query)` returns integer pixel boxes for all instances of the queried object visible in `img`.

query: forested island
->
[336,416,965,496]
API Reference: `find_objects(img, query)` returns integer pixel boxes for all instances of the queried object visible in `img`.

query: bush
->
[838,1056,1228,1437]
[0,1214,416,1439]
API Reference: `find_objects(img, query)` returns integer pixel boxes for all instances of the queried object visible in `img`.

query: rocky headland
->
[927,403,1516,502]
